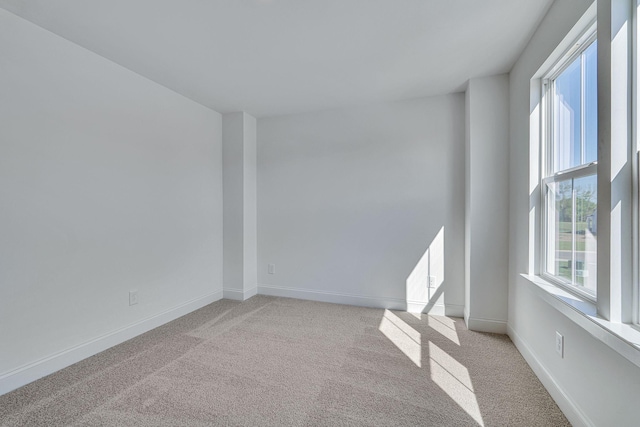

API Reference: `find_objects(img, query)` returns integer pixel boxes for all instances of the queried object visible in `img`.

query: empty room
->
[1,0,639,426]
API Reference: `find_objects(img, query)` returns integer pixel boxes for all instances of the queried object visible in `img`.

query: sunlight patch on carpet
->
[427,315,460,345]
[429,341,484,426]
[379,309,421,367]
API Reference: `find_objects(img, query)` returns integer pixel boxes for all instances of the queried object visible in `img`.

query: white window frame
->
[524,0,640,374]
[540,25,598,302]
[634,0,640,328]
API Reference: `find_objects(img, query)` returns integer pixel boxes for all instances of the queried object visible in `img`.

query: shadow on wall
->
[406,226,445,314]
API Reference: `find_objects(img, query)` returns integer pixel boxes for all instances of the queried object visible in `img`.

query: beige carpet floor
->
[0,296,569,426]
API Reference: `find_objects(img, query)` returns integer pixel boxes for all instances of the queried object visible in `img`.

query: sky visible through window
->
[547,40,597,295]
[553,41,597,172]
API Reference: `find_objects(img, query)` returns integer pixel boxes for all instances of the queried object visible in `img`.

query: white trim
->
[245,286,258,300]
[544,23,598,82]
[407,302,444,316]
[407,301,464,317]
[0,290,223,397]
[257,284,464,316]
[522,274,640,368]
[223,286,258,301]
[258,284,404,309]
[465,317,508,334]
[533,3,598,80]
[508,325,594,427]
[407,301,465,317]
[633,0,640,329]
[540,30,599,295]
[636,150,640,325]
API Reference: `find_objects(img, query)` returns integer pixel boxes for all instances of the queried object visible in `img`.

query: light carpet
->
[0,295,569,426]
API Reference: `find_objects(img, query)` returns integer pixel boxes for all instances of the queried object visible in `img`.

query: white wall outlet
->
[555,331,564,358]
[428,276,436,288]
[268,264,275,274]
[129,290,138,306]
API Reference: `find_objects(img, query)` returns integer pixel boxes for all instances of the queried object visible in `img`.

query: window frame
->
[524,0,640,373]
[634,0,640,328]
[540,26,598,303]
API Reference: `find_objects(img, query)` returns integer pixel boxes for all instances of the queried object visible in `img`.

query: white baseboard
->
[0,290,223,397]
[258,284,463,315]
[245,286,258,300]
[407,301,465,317]
[223,286,257,301]
[465,317,508,334]
[508,325,592,427]
[258,284,405,309]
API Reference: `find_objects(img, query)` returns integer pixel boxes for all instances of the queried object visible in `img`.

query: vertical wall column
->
[465,75,510,333]
[223,112,258,300]
[596,0,633,322]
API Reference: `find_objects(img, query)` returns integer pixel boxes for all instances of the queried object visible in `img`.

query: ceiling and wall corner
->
[6,5,630,427]
[0,7,224,394]
[0,0,554,117]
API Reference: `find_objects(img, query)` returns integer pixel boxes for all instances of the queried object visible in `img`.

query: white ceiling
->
[0,0,553,117]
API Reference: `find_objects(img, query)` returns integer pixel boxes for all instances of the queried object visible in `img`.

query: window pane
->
[553,58,581,172]
[551,40,597,173]
[574,175,597,295]
[544,36,597,298]
[547,179,573,282]
[584,41,597,164]
[545,174,597,296]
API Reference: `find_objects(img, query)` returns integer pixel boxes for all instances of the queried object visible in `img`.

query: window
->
[542,31,597,300]
[527,1,640,371]
[635,0,640,326]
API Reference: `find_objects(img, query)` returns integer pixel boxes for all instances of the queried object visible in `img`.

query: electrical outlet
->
[555,331,564,358]
[129,290,138,306]
[428,276,436,288]
[268,264,275,274]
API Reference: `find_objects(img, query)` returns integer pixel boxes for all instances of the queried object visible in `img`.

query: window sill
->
[521,274,640,369]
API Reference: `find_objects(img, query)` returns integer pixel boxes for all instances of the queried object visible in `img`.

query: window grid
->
[541,32,598,302]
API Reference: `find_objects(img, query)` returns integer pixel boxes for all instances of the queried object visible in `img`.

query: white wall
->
[0,9,223,392]
[257,95,465,314]
[465,75,510,333]
[243,114,258,300]
[508,0,640,425]
[223,112,258,300]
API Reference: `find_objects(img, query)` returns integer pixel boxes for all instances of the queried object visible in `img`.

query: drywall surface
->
[242,114,258,297]
[509,0,640,425]
[257,95,465,314]
[0,9,222,380]
[465,75,510,333]
[464,89,472,321]
[223,113,246,292]
[222,112,257,299]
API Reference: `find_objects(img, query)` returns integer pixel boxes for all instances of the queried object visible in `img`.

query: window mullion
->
[581,51,587,165]
[572,179,577,285]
